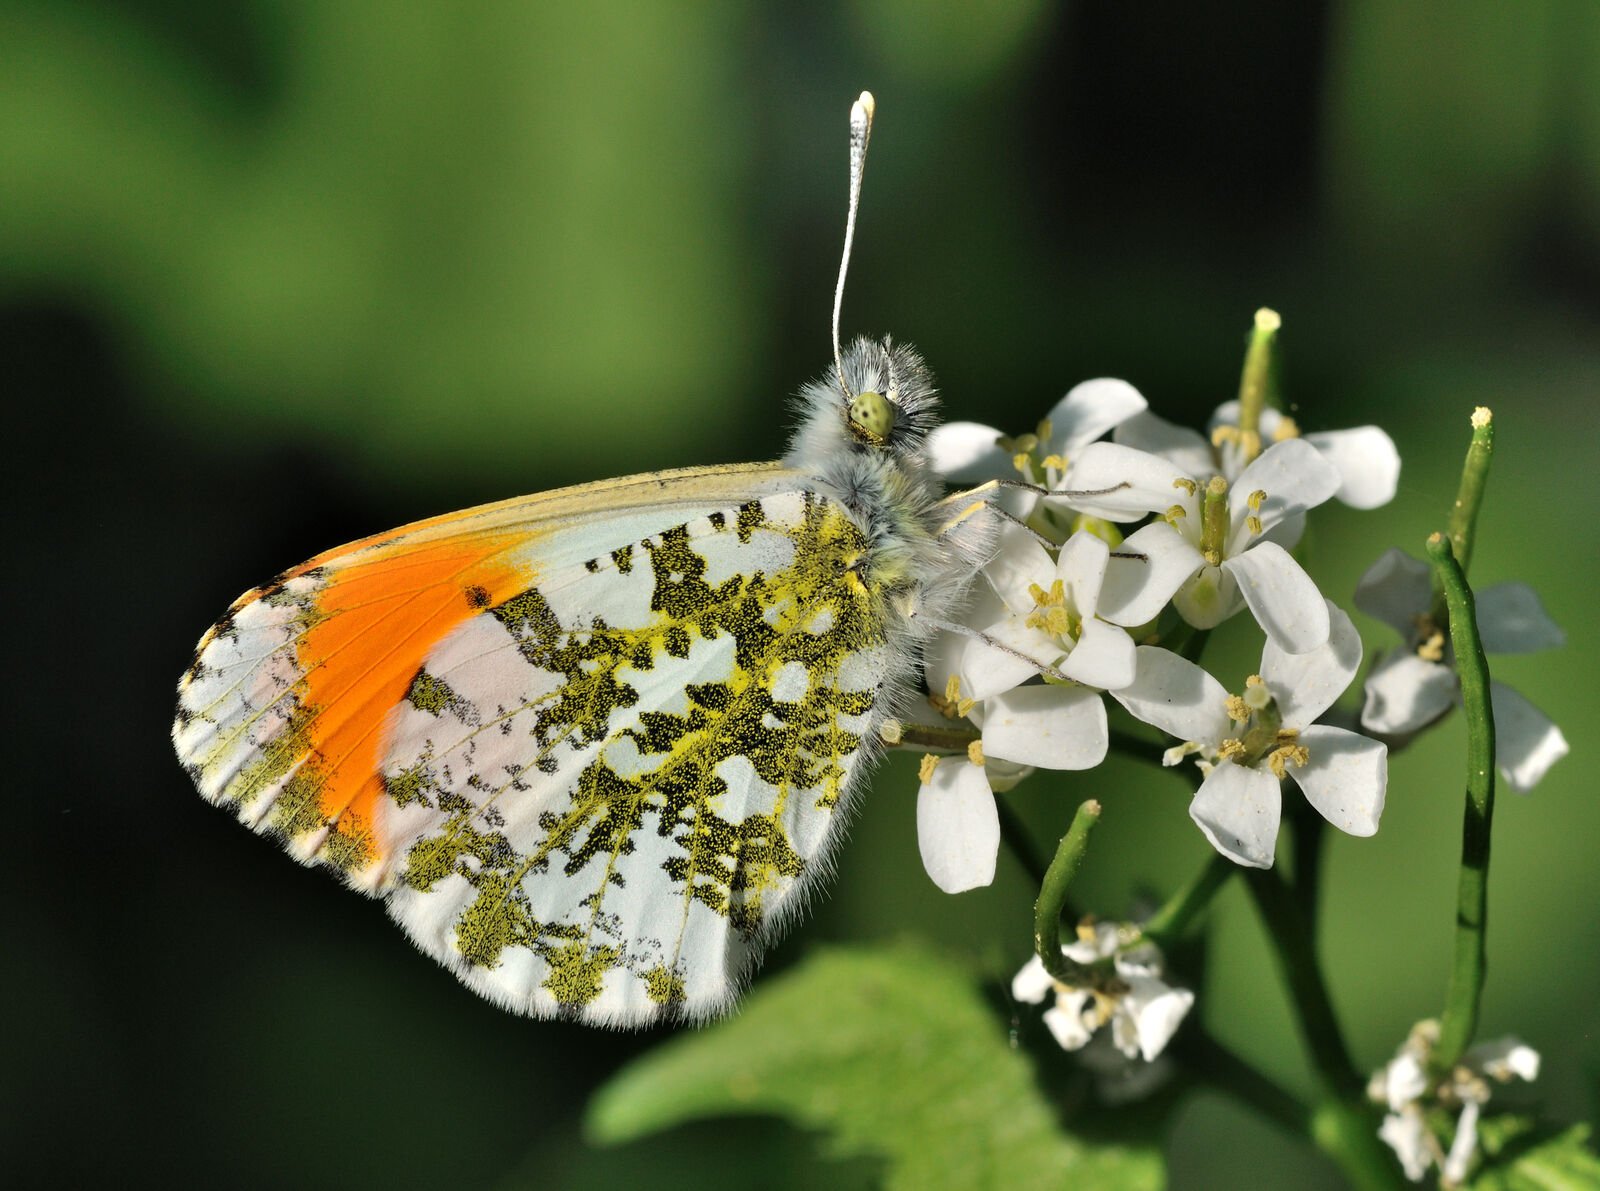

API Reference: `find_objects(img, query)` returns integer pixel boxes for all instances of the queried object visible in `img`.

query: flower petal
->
[1379,1052,1430,1111]
[1442,1100,1481,1187]
[1464,1037,1540,1083]
[1305,426,1400,510]
[925,587,1040,702]
[1259,509,1307,554]
[1097,521,1206,627]
[1289,725,1386,837]
[1228,438,1340,539]
[1379,1112,1433,1181]
[982,684,1108,770]
[965,613,1059,700]
[1062,618,1137,691]
[926,420,1009,483]
[1043,994,1095,1052]
[1261,600,1363,727]
[1223,542,1331,654]
[1010,954,1054,1005]
[983,525,1057,614]
[916,758,999,893]
[984,757,1035,794]
[1121,976,1195,1061]
[1058,442,1194,521]
[1490,681,1568,792]
[1048,378,1149,455]
[1114,410,1216,479]
[1172,563,1243,630]
[1354,548,1432,639]
[1190,762,1283,868]
[1360,650,1458,735]
[1474,582,1565,654]
[1057,529,1110,617]
[1111,646,1232,744]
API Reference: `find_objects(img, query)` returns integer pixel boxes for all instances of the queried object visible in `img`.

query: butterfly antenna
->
[833,90,875,398]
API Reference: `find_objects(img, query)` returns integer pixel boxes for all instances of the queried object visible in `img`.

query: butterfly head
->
[787,335,941,473]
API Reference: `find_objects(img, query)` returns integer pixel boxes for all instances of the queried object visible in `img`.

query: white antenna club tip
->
[854,91,876,122]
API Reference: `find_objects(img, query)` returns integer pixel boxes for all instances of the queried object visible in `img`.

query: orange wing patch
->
[174,523,530,886]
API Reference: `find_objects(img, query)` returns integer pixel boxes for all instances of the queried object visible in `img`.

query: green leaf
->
[585,942,1161,1191]
[1468,1116,1600,1190]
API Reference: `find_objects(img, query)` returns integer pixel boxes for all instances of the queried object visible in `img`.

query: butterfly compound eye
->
[848,389,896,444]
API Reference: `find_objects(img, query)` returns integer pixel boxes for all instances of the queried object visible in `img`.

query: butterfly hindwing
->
[174,467,892,1024]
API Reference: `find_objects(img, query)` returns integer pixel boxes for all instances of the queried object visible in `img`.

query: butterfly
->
[172,93,1011,1026]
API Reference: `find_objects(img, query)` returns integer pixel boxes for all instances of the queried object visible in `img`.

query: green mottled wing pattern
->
[374,489,891,1024]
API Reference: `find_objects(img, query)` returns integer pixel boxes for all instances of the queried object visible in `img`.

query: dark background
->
[5,2,1597,1187]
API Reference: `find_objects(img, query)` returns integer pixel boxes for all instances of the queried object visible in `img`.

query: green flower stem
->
[1140,851,1234,948]
[892,721,979,752]
[1447,407,1495,578]
[1430,407,1494,627]
[1289,801,1327,923]
[1178,1032,1404,1190]
[1033,800,1102,984]
[1244,867,1406,1187]
[1243,867,1361,1097]
[1427,531,1498,1073]
[1308,1099,1410,1191]
[994,796,1049,887]
[1173,1027,1311,1136]
[1236,307,1282,448]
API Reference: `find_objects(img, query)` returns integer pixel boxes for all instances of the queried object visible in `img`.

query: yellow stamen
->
[918,754,939,783]
[1218,738,1247,761]
[1266,743,1310,779]
[1273,415,1301,441]
[1225,694,1251,723]
[1246,515,1263,536]
[967,740,986,766]
[1173,477,1198,497]
[1418,629,1446,663]
[928,674,977,719]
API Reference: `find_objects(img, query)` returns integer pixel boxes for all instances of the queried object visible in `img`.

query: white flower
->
[927,379,1148,518]
[936,525,1141,700]
[1356,547,1568,792]
[1369,1019,1541,1185]
[1112,601,1386,867]
[1012,922,1194,1061]
[1064,437,1340,653]
[914,525,1171,894]
[912,670,1109,894]
[915,753,1000,894]
[1114,401,1401,510]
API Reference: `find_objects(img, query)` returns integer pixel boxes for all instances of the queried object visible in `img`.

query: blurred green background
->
[5,1,1597,1187]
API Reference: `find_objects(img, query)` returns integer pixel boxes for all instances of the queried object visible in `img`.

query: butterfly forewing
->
[174,469,890,1025]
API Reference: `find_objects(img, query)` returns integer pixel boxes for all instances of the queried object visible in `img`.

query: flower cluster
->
[909,320,1568,1154]
[914,367,1401,888]
[1012,921,1194,1063]
[1368,1020,1541,1184]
